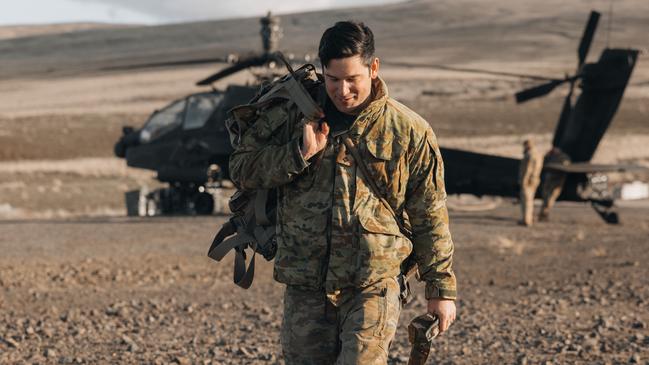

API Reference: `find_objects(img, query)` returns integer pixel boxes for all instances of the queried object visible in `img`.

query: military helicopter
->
[115,10,645,222]
[437,10,644,223]
[114,13,299,215]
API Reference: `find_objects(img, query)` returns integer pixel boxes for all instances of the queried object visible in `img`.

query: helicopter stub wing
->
[440,147,648,202]
[544,162,649,174]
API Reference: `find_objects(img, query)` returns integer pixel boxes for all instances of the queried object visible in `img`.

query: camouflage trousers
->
[281,277,402,365]
[540,171,566,218]
[520,178,540,225]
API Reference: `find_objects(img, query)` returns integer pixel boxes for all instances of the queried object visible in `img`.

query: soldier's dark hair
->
[318,21,375,69]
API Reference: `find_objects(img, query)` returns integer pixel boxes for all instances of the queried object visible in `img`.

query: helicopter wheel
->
[194,192,215,215]
[114,140,126,158]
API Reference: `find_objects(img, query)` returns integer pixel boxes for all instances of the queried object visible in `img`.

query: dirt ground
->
[1,204,648,364]
[1,0,649,363]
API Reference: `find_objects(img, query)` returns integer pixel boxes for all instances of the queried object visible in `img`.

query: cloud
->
[0,0,160,25]
[0,0,404,26]
[74,0,404,23]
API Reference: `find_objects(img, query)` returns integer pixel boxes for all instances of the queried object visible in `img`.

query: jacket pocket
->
[354,211,412,287]
[373,282,389,337]
[254,105,289,139]
[363,138,407,203]
[365,138,393,160]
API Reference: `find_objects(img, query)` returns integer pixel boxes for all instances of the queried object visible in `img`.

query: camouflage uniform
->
[230,77,456,363]
[539,148,570,221]
[518,140,542,226]
[281,277,402,364]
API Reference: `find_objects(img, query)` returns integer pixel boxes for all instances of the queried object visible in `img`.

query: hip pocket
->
[373,284,389,337]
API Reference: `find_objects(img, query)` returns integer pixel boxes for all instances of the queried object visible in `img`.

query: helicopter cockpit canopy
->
[139,92,224,144]
[184,93,224,130]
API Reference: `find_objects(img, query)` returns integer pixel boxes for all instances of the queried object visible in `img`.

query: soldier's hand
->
[427,298,456,334]
[301,117,329,160]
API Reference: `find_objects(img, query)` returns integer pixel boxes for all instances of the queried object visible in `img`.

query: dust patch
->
[487,235,526,255]
[0,157,154,179]
[447,195,502,211]
[0,158,156,220]
[0,204,124,220]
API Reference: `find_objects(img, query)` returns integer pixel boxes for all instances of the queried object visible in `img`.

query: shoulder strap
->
[342,136,419,287]
[207,220,257,289]
[341,136,412,238]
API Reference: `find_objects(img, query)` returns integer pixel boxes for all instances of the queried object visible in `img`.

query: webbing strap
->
[208,230,254,261]
[234,248,246,285]
[342,137,418,283]
[207,221,236,259]
[282,75,323,121]
[234,242,256,289]
[254,189,271,226]
[207,219,259,289]
[253,225,275,245]
[342,137,412,238]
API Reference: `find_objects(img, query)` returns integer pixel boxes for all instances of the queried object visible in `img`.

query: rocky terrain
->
[0,0,648,363]
[1,205,648,364]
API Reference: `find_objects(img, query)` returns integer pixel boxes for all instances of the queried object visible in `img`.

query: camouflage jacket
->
[229,77,457,300]
[520,148,542,186]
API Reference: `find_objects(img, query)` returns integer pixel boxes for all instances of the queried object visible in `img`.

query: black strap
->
[208,231,253,261]
[207,220,236,258]
[235,242,256,289]
[254,189,271,226]
[207,219,257,289]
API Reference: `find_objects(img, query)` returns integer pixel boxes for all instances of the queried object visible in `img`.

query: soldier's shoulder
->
[384,97,437,145]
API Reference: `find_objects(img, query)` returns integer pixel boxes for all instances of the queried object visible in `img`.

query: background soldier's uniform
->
[518,140,542,226]
[539,148,570,221]
[230,77,456,364]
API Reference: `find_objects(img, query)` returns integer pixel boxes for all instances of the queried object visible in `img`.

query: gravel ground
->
[1,203,648,364]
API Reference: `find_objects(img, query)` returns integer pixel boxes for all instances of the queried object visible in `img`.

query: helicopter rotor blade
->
[103,57,228,71]
[196,54,273,86]
[577,11,601,68]
[515,79,570,103]
[382,61,559,81]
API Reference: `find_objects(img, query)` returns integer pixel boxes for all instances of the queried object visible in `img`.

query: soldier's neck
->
[344,88,376,116]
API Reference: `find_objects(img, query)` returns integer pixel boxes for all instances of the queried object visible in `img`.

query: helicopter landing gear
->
[591,199,619,224]
[194,192,215,215]
[125,184,219,216]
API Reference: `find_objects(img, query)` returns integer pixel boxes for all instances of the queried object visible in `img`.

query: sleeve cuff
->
[425,283,457,300]
[291,137,310,171]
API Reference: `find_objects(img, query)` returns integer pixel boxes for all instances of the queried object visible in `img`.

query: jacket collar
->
[348,77,389,139]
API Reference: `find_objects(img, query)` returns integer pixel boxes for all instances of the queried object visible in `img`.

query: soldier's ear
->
[370,57,380,79]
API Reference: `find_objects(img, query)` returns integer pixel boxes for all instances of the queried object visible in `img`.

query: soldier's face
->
[324,55,379,115]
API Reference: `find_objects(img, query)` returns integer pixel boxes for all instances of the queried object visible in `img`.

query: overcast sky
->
[1,0,405,26]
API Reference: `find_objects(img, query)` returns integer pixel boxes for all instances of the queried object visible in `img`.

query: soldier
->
[230,21,456,364]
[518,139,542,226]
[539,147,570,221]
